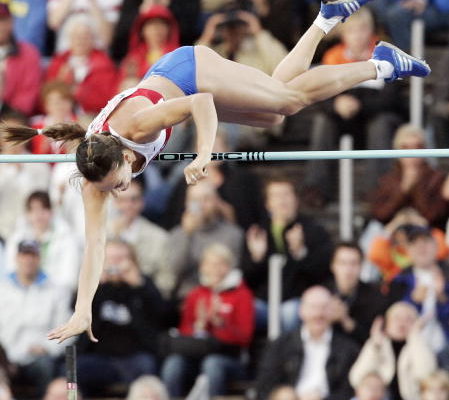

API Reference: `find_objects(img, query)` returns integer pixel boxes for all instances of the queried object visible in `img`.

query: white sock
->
[368,59,395,80]
[313,12,343,34]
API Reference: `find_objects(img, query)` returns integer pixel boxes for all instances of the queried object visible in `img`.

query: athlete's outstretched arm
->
[131,93,218,184]
[48,182,109,343]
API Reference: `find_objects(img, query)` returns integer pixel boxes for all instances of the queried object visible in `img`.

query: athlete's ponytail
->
[1,122,127,184]
[1,122,85,145]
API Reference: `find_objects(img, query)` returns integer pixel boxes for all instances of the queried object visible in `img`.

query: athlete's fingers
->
[48,326,66,339]
[57,334,69,344]
[88,326,98,343]
[56,327,76,343]
[48,332,60,340]
[48,330,65,341]
[54,327,68,337]
[57,330,75,344]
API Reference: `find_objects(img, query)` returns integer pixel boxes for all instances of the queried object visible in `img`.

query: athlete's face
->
[93,151,134,195]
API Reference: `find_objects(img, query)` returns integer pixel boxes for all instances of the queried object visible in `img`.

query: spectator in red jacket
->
[161,243,254,397]
[46,14,117,115]
[119,4,179,88]
[30,81,78,155]
[0,4,41,116]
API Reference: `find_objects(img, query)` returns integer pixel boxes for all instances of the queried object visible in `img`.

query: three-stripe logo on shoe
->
[395,53,413,72]
[343,1,360,14]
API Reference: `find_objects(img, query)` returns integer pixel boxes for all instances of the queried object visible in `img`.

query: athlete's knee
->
[258,113,285,128]
[271,114,285,126]
[278,93,308,116]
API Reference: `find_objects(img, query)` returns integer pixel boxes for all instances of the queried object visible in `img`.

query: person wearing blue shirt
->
[370,0,449,51]
[9,0,47,54]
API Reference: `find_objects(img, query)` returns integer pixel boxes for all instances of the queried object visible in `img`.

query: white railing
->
[339,135,354,240]
[410,18,425,128]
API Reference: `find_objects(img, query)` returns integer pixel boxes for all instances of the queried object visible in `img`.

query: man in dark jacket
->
[255,286,360,400]
[76,239,166,396]
[325,242,387,344]
[243,176,333,331]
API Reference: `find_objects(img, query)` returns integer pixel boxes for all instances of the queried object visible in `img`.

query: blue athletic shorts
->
[143,46,198,95]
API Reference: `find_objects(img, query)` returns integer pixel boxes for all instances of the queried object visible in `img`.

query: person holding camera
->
[76,239,165,396]
[197,9,287,75]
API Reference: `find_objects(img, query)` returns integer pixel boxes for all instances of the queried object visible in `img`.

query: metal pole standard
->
[339,135,354,241]
[65,345,77,400]
[268,254,286,341]
[410,18,425,128]
[1,148,449,163]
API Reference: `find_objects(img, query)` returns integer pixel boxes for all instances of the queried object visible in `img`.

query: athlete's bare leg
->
[216,107,284,128]
[195,45,377,116]
[285,61,376,105]
[272,25,325,82]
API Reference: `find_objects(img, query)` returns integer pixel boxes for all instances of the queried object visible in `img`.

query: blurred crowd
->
[0,0,449,399]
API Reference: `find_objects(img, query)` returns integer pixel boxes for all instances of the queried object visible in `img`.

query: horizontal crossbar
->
[1,149,449,163]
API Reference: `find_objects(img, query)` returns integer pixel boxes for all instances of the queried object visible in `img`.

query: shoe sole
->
[376,40,430,71]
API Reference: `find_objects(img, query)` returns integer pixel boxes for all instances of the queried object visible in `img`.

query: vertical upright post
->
[65,345,77,400]
[410,18,425,128]
[339,135,353,240]
[268,254,286,340]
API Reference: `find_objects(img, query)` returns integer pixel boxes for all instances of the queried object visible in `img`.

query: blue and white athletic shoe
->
[372,41,431,82]
[320,0,371,21]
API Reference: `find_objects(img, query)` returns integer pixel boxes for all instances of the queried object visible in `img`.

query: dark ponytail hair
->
[0,122,85,145]
[1,122,127,183]
[76,132,126,182]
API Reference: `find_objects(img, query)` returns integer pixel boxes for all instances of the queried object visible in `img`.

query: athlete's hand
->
[47,312,98,344]
[184,154,211,185]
